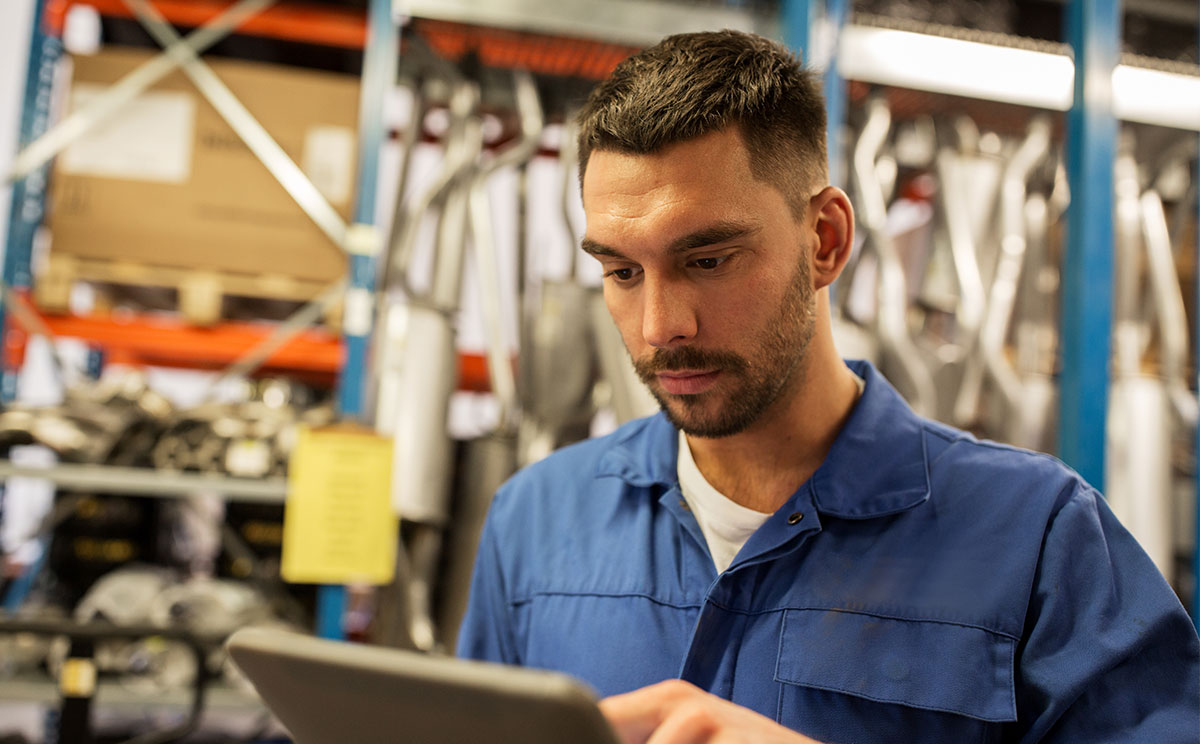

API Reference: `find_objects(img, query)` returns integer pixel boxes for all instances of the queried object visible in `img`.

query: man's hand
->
[599,679,825,744]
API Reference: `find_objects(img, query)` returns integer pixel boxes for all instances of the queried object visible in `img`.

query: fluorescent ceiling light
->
[840,25,1200,132]
[1113,65,1200,131]
[839,27,1074,111]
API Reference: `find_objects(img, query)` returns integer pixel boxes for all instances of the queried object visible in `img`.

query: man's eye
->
[692,256,727,270]
[607,268,638,281]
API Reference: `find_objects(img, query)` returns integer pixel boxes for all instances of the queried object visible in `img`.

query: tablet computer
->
[225,627,621,744]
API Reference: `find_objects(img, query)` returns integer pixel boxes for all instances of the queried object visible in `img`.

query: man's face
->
[581,128,817,438]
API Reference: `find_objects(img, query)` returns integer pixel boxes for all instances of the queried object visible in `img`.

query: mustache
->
[633,346,748,379]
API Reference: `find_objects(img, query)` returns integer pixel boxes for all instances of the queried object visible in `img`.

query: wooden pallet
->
[35,253,342,327]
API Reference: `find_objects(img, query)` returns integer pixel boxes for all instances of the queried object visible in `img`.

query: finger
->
[600,688,669,744]
[601,681,703,744]
[644,701,715,744]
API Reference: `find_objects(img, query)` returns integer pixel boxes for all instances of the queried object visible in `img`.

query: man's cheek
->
[612,308,646,353]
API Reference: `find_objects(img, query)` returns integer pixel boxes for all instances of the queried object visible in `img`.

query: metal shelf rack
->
[405,0,1199,627]
[3,0,1198,633]
[0,461,287,502]
[1,0,399,640]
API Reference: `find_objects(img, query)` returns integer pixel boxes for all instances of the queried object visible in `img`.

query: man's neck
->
[684,350,861,514]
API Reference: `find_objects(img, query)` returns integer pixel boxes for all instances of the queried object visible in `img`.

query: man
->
[458,30,1200,743]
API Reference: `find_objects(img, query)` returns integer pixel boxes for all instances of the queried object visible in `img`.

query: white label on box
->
[303,125,355,206]
[60,84,195,183]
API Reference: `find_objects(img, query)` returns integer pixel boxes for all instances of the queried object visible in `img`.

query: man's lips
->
[656,370,721,395]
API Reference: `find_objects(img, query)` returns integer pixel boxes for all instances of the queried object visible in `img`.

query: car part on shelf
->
[955,116,1055,448]
[0,613,229,744]
[468,70,542,432]
[518,115,600,465]
[41,567,296,695]
[378,80,481,527]
[0,370,172,465]
[151,379,332,477]
[380,76,484,652]
[1107,145,1197,583]
[851,97,937,417]
[1107,149,1169,581]
[435,70,545,651]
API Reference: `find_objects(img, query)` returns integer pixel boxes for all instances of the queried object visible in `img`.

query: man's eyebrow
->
[581,237,623,257]
[580,221,760,258]
[668,221,760,252]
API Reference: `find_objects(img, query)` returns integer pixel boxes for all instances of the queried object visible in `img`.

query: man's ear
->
[807,186,854,290]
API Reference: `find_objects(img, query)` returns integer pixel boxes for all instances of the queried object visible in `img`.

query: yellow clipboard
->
[281,424,397,585]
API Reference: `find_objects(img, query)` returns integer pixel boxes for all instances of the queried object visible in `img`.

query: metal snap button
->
[787,512,803,525]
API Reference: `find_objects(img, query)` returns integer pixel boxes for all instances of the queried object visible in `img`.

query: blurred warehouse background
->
[0,0,1197,741]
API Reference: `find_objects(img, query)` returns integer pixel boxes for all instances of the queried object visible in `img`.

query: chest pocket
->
[774,609,1017,743]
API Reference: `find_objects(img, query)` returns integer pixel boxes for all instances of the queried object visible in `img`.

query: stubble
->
[632,256,816,437]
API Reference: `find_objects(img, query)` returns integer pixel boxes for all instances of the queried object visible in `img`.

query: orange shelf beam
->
[42,312,345,373]
[6,310,495,392]
[46,2,639,80]
[50,0,368,49]
[414,19,639,81]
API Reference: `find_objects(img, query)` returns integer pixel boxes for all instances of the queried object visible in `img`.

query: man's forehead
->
[581,174,750,245]
[580,129,748,190]
[581,130,757,206]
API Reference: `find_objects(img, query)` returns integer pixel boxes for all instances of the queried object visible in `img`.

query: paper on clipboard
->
[281,425,397,585]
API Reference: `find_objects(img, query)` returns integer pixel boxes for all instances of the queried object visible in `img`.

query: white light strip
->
[840,25,1200,132]
[839,26,1075,111]
[1113,65,1200,131]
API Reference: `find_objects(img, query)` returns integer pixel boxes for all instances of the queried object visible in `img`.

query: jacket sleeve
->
[1013,483,1200,742]
[455,501,522,664]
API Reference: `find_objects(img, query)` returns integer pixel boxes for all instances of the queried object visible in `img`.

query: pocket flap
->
[775,609,1017,722]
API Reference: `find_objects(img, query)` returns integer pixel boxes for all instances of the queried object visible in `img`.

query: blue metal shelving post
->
[316,0,398,640]
[782,0,847,309]
[1057,0,1119,490]
[781,0,848,189]
[2,0,62,402]
[821,0,848,190]
[781,0,813,66]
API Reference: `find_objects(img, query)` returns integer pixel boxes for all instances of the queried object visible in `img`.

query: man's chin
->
[656,395,750,439]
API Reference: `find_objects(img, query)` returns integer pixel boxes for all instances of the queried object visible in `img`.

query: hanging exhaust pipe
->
[439,70,545,651]
[1106,151,1175,582]
[517,116,601,464]
[382,81,483,651]
[953,117,1052,443]
[852,98,937,417]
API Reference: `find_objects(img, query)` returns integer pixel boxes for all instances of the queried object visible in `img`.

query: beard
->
[632,256,817,438]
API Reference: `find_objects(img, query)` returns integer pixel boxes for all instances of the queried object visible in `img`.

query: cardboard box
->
[47,47,359,285]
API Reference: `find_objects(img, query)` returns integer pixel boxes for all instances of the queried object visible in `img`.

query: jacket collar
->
[595,360,930,519]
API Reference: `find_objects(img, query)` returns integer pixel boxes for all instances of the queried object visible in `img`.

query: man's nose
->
[641,276,697,348]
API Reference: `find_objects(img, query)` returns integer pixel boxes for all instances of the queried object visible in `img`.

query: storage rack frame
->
[3,0,1199,639]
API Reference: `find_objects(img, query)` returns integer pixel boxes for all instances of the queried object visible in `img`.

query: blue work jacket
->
[458,361,1200,743]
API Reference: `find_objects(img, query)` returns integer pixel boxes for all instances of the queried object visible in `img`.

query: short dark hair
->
[576,30,827,215]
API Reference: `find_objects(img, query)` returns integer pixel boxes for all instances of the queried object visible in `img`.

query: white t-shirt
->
[677,430,772,574]
[676,373,865,574]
